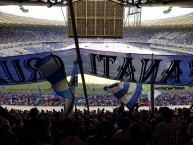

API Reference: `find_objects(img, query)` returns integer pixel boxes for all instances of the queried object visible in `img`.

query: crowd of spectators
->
[1,90,193,107]
[124,27,193,46]
[148,29,193,46]
[124,27,193,55]
[3,26,193,47]
[1,24,193,56]
[0,91,119,107]
[23,42,68,53]
[0,27,67,45]
[1,103,193,145]
[140,92,193,106]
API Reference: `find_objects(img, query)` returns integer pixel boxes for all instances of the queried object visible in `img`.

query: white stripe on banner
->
[121,83,136,104]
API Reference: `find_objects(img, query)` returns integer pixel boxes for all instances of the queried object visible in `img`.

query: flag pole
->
[150,82,155,113]
[68,0,89,112]
[150,53,155,114]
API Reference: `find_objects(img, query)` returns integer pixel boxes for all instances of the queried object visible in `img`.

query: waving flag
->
[148,89,162,100]
[36,55,74,117]
[104,82,142,110]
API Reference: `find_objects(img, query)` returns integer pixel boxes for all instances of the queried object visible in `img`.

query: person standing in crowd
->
[85,122,109,145]
[113,117,130,143]
[152,107,180,145]
[0,118,17,145]
[60,118,85,145]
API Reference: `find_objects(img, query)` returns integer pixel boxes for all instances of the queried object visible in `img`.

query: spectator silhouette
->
[60,117,84,145]
[113,117,130,143]
[85,122,109,145]
[0,118,17,145]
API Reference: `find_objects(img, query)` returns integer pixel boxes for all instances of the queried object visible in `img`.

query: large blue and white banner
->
[0,48,193,86]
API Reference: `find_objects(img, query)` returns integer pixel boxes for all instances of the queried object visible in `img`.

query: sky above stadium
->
[0,6,193,21]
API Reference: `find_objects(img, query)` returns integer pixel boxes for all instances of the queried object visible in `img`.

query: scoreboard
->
[68,0,123,38]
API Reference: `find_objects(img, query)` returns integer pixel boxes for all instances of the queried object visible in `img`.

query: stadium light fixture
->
[117,0,147,8]
[19,4,29,13]
[163,7,172,14]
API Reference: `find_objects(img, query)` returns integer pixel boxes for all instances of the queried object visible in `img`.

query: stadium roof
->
[0,12,65,27]
[1,10,193,28]
[1,0,193,7]
[141,12,193,28]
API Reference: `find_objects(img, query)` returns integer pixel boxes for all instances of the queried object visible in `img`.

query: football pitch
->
[1,75,193,95]
[0,75,117,95]
[0,81,110,95]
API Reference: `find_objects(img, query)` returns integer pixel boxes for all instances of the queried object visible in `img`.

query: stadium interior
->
[0,0,193,105]
[0,0,193,57]
[1,1,193,145]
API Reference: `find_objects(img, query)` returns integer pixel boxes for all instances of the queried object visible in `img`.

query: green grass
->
[2,81,51,93]
[1,81,109,95]
[1,81,193,95]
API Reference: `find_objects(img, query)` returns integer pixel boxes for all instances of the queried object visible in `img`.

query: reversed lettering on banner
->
[0,48,192,86]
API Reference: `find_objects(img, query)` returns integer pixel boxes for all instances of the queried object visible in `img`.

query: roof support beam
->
[1,0,193,7]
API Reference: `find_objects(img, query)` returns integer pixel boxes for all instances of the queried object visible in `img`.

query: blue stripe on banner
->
[56,88,73,99]
[123,83,130,92]
[46,69,66,85]
[126,83,142,109]
[53,92,63,99]
[35,55,53,68]
[114,89,127,99]
[113,82,130,100]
